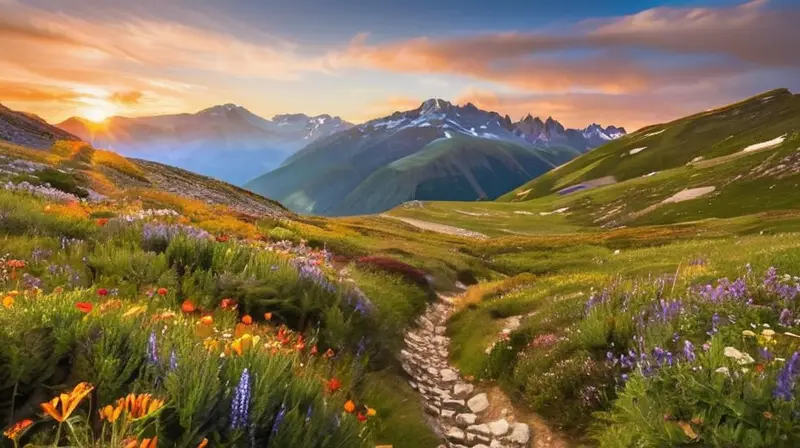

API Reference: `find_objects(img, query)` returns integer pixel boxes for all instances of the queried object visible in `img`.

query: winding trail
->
[400,295,570,448]
[380,214,488,239]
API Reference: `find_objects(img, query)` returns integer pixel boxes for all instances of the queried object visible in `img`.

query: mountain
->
[0,103,81,149]
[56,105,352,185]
[246,98,623,216]
[496,88,800,227]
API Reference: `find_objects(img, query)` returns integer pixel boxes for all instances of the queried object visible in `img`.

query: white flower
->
[742,330,756,337]
[723,346,755,365]
[715,367,730,375]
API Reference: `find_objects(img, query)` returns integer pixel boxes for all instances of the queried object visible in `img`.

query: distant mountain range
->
[56,104,352,185]
[0,103,81,149]
[245,98,625,216]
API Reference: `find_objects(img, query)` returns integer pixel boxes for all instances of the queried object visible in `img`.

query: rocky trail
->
[400,295,570,448]
[380,215,488,239]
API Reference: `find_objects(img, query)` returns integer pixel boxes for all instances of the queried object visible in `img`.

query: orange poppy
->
[241,315,253,325]
[123,393,165,419]
[76,302,93,313]
[40,382,94,422]
[156,288,168,296]
[99,404,123,423]
[263,312,272,321]
[197,438,209,448]
[124,437,158,448]
[181,300,196,313]
[200,315,214,326]
[96,218,109,227]
[3,419,33,440]
[220,298,236,310]
[2,295,14,309]
[6,260,25,269]
[343,400,355,413]
[366,407,377,417]
[216,235,230,243]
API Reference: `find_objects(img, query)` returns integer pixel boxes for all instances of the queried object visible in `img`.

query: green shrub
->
[268,226,297,242]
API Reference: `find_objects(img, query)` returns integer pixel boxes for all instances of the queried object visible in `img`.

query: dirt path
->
[381,214,489,239]
[400,295,571,448]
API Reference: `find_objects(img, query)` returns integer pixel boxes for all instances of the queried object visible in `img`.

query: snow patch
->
[444,131,452,139]
[629,147,647,155]
[417,122,431,127]
[644,129,665,137]
[539,207,569,216]
[742,135,787,153]
[661,186,716,204]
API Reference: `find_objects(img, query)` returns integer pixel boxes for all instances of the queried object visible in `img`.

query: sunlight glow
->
[80,106,112,123]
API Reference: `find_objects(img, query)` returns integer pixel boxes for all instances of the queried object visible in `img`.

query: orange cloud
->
[110,91,143,106]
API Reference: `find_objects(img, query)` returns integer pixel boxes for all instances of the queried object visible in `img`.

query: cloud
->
[332,0,799,94]
[110,91,143,105]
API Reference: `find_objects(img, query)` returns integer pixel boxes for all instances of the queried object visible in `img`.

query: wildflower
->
[774,352,800,400]
[343,400,355,413]
[241,315,253,325]
[216,235,230,243]
[2,295,14,309]
[123,437,158,448]
[305,405,313,422]
[683,340,696,362]
[197,439,208,448]
[40,382,94,422]
[200,315,214,326]
[780,308,793,327]
[357,413,367,422]
[122,393,165,419]
[366,407,377,417]
[231,334,254,356]
[264,312,272,321]
[323,348,335,359]
[763,411,773,420]
[97,288,109,296]
[310,345,319,355]
[6,259,25,269]
[123,306,147,318]
[181,300,196,313]
[230,368,251,430]
[742,330,756,337]
[147,331,159,365]
[156,287,168,296]
[326,377,342,394]
[76,302,93,313]
[96,218,109,227]
[99,404,123,423]
[220,298,236,310]
[3,419,33,440]
[169,349,178,371]
[270,404,286,435]
[295,335,306,352]
[99,299,122,313]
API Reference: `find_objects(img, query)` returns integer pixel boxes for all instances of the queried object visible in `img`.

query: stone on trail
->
[467,423,491,436]
[467,393,489,413]
[473,445,490,448]
[488,418,510,436]
[505,423,531,445]
[455,413,478,427]
[442,398,466,411]
[441,409,456,420]
[435,325,447,335]
[445,427,466,442]
[453,382,474,398]
[440,368,458,382]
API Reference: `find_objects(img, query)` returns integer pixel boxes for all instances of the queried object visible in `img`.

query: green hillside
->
[336,135,565,215]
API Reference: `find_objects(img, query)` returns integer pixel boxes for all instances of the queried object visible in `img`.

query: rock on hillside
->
[0,103,81,149]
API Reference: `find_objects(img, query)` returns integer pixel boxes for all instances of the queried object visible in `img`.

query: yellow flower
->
[742,330,756,337]
[231,334,254,356]
[2,295,14,309]
[40,382,94,422]
[366,407,377,417]
[123,306,147,318]
[762,329,776,338]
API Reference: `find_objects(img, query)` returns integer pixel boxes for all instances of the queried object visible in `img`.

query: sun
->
[81,107,111,123]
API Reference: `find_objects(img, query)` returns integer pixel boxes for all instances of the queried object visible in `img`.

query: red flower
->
[310,345,319,355]
[357,413,367,422]
[220,298,236,310]
[241,315,253,325]
[97,288,109,296]
[326,377,341,394]
[76,302,93,313]
[181,300,196,313]
[156,287,168,296]
[96,218,109,227]
[295,335,306,352]
[216,235,230,243]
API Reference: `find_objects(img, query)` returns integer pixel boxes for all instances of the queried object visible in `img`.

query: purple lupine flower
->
[305,405,313,422]
[759,347,774,362]
[774,352,800,400]
[270,403,286,435]
[169,348,178,371]
[780,308,794,327]
[672,332,680,343]
[708,313,720,336]
[356,337,368,359]
[147,331,159,365]
[22,273,42,290]
[683,340,696,362]
[31,248,52,262]
[666,352,674,366]
[230,368,251,430]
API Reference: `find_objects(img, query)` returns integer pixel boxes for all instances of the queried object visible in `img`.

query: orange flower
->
[40,382,94,422]
[231,334,254,356]
[763,411,773,420]
[153,311,176,322]
[99,299,122,313]
[366,407,377,417]
[220,298,236,310]
[6,260,25,269]
[323,348,335,359]
[197,438,209,448]
[216,235,230,243]
[326,377,341,394]
[99,404,123,423]
[124,437,158,448]
[123,393,165,419]
[357,412,367,422]
[263,312,272,321]
[295,336,306,352]
[156,288,168,296]
[200,315,214,326]
[54,286,64,294]
[76,302,93,313]
[241,315,253,325]
[2,295,14,309]
[96,218,109,227]
[3,419,33,440]
[343,400,355,413]
[181,300,196,313]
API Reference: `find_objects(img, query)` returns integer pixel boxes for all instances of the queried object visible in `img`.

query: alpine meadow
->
[2,0,800,447]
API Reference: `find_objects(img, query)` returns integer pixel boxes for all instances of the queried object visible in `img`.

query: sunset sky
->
[1,0,798,130]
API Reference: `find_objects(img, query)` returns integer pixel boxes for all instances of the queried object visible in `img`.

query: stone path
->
[400,296,531,448]
[380,214,489,239]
